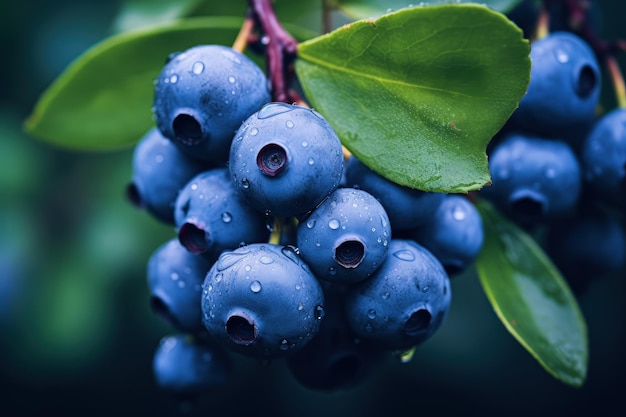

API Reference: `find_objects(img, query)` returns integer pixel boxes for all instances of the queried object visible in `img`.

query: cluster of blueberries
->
[479,31,626,293]
[127,44,485,396]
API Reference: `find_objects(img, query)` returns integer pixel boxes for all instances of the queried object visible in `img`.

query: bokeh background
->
[1,0,624,416]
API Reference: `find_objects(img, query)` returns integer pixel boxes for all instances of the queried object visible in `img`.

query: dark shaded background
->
[1,1,624,416]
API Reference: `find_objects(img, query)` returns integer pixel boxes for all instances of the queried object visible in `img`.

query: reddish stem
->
[249,0,299,103]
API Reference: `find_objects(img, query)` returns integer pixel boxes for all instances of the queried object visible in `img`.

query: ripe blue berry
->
[343,155,445,230]
[286,288,384,391]
[410,195,484,275]
[147,238,214,333]
[297,187,391,284]
[580,107,626,209]
[152,334,231,398]
[174,168,270,260]
[201,243,325,359]
[481,133,581,226]
[511,31,601,137]
[153,45,270,164]
[229,102,344,218]
[344,239,451,351]
[126,128,209,224]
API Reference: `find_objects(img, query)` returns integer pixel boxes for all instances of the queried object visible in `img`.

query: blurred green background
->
[1,0,624,416]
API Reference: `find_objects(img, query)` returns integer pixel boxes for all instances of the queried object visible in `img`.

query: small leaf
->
[337,0,525,19]
[296,4,530,193]
[25,17,245,151]
[475,199,588,387]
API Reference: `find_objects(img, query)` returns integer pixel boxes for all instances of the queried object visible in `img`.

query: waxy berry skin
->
[153,45,270,164]
[229,102,344,218]
[344,239,452,351]
[201,243,326,359]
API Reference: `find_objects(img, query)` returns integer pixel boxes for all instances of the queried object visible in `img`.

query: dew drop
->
[250,280,262,293]
[306,218,316,229]
[452,205,467,221]
[215,273,223,283]
[328,219,340,229]
[555,49,569,63]
[228,75,236,83]
[170,272,179,281]
[221,212,233,223]
[207,284,213,292]
[192,61,204,74]
[257,102,293,119]
[280,338,289,350]
[308,158,315,165]
[367,309,377,319]
[170,74,178,83]
[297,303,304,311]
[328,267,337,275]
[314,305,325,319]
[393,249,416,261]
[301,141,308,147]
[249,127,259,136]
[286,120,294,128]
[281,245,301,265]
[190,183,198,191]
[245,265,252,272]
[382,291,390,300]
[241,178,250,189]
[260,255,274,264]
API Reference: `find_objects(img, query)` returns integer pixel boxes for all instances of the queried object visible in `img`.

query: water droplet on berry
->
[555,49,569,63]
[329,267,337,275]
[393,250,415,261]
[192,61,204,74]
[367,309,377,319]
[301,141,308,147]
[279,338,289,350]
[170,272,179,281]
[328,219,340,229]
[286,120,294,128]
[249,128,259,136]
[245,265,252,272]
[228,75,236,83]
[250,280,262,293]
[257,102,293,119]
[241,178,250,189]
[207,284,213,292]
[297,303,304,311]
[281,245,301,265]
[382,292,390,300]
[260,255,273,264]
[308,158,315,165]
[190,183,198,191]
[314,305,325,319]
[306,218,316,229]
[170,74,178,83]
[221,212,232,223]
[452,205,466,221]
[215,273,223,283]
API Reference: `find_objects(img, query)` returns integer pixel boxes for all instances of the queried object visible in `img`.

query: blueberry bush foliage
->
[24,0,626,398]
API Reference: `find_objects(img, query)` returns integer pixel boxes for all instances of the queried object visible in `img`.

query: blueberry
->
[147,238,214,333]
[545,207,626,294]
[201,243,325,359]
[297,187,391,284]
[153,45,270,164]
[343,155,445,230]
[510,32,601,138]
[286,287,384,391]
[152,334,231,399]
[126,128,210,224]
[481,132,581,226]
[409,195,484,276]
[229,102,344,218]
[174,167,270,260]
[580,107,626,209]
[344,239,451,351]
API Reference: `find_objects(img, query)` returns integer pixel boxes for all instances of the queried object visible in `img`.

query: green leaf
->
[296,4,530,193]
[337,0,525,19]
[24,17,245,151]
[474,199,588,387]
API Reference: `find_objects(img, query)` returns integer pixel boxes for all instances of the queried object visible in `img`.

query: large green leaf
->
[296,4,530,193]
[337,0,525,19]
[25,17,244,151]
[475,199,588,387]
